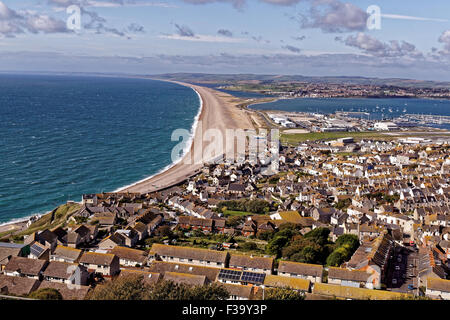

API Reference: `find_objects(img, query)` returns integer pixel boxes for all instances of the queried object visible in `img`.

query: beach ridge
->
[120,80,254,194]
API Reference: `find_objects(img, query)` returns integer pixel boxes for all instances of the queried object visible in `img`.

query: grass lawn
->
[0,230,14,239]
[281,130,450,145]
[223,210,253,217]
[280,131,391,145]
[18,202,81,236]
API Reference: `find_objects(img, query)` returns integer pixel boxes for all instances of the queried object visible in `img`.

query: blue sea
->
[250,97,450,130]
[0,75,200,224]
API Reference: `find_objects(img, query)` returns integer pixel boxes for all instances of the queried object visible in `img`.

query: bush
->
[88,275,230,300]
[326,234,360,266]
[264,287,305,300]
[265,236,289,256]
[282,228,334,264]
[226,216,244,228]
[29,288,63,300]
[241,242,258,251]
[257,230,274,241]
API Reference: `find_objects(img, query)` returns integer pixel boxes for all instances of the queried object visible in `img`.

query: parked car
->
[392,279,397,285]
[395,265,400,271]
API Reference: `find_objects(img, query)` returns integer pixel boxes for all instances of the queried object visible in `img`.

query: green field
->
[223,210,253,217]
[278,130,450,145]
[280,131,391,145]
[19,203,81,236]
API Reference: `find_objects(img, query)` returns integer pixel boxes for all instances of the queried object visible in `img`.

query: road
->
[385,245,420,296]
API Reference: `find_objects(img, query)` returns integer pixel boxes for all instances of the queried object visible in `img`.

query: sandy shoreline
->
[0,220,28,235]
[121,80,254,194]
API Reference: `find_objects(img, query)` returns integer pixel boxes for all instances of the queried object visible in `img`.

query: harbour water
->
[250,97,450,130]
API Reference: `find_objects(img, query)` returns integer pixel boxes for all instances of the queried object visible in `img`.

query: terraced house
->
[327,267,373,289]
[149,244,229,268]
[78,252,120,277]
[41,261,89,285]
[3,256,48,280]
[109,246,148,267]
[148,261,220,283]
[277,260,323,283]
[345,232,394,289]
[228,254,274,275]
[426,278,450,300]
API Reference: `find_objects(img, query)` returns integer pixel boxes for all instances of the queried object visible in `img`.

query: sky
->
[0,0,450,80]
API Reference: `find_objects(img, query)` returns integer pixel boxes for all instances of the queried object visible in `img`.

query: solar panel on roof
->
[30,244,45,257]
[241,271,265,284]
[218,269,242,281]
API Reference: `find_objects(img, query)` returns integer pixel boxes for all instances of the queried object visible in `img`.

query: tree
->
[88,274,148,300]
[280,227,334,264]
[264,287,305,301]
[145,281,229,300]
[326,234,360,266]
[334,198,351,210]
[87,275,230,300]
[277,223,298,237]
[28,288,63,300]
[158,225,173,238]
[241,241,258,251]
[326,247,347,267]
[257,230,274,241]
[184,283,230,300]
[303,227,331,246]
[289,244,323,264]
[226,215,244,228]
[335,234,359,249]
[265,236,289,256]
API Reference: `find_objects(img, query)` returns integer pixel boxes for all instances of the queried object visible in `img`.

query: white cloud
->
[0,1,69,37]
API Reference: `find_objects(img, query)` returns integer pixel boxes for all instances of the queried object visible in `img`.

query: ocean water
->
[250,97,450,130]
[0,75,200,224]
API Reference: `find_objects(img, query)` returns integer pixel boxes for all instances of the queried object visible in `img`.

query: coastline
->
[0,78,254,230]
[114,85,204,193]
[0,213,41,235]
[120,80,255,194]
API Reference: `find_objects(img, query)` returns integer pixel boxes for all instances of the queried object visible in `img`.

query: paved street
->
[386,245,420,295]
